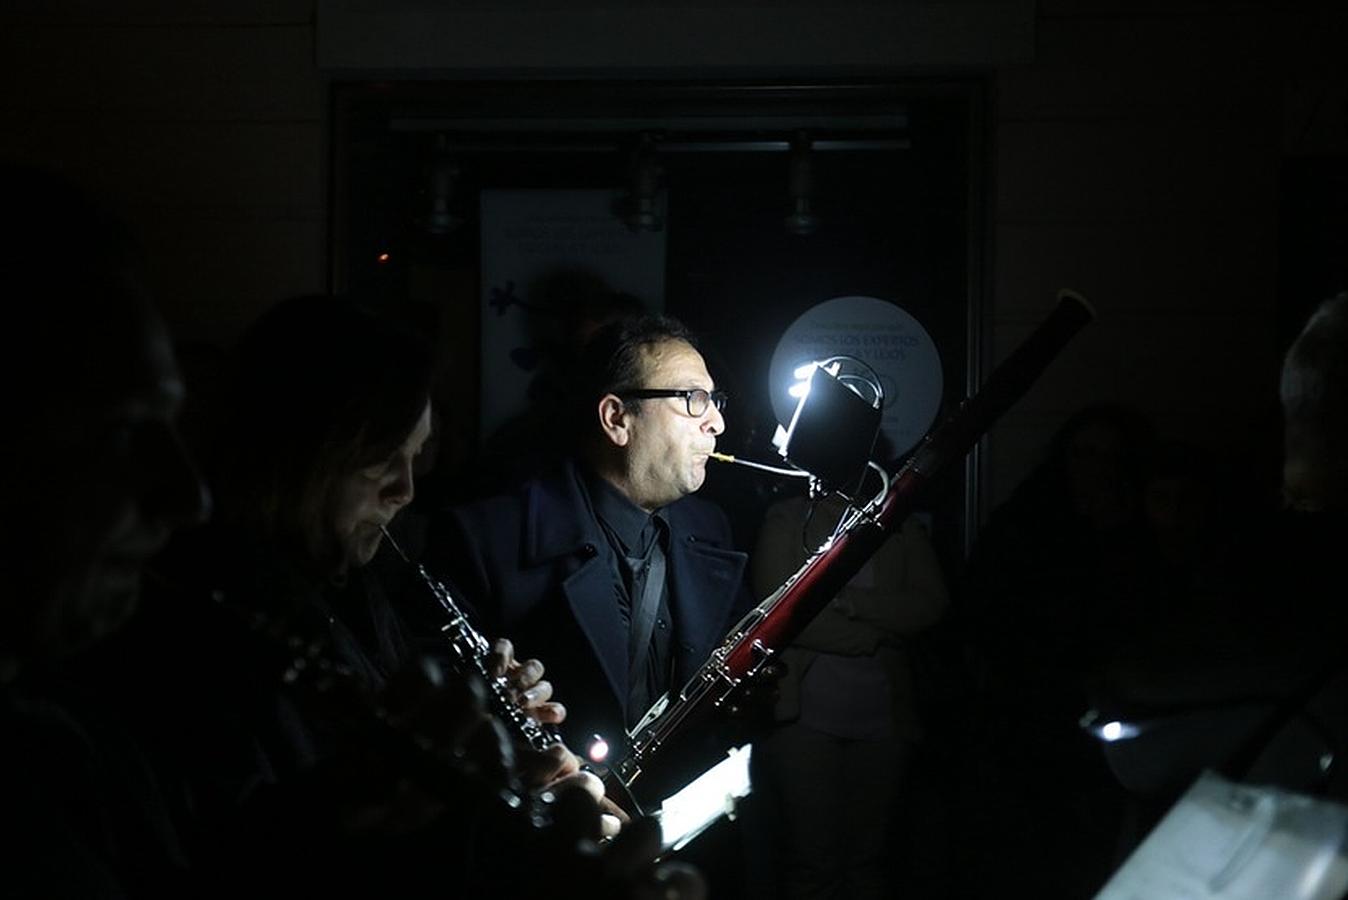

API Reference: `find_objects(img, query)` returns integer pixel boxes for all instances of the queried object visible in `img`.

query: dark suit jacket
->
[426,459,750,758]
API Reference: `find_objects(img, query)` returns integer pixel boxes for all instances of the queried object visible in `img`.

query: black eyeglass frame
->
[617,388,728,417]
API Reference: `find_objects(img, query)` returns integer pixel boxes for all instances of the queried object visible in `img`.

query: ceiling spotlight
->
[784,131,819,236]
[621,133,664,232]
[425,133,464,235]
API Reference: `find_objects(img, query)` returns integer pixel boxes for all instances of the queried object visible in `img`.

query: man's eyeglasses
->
[619,388,728,417]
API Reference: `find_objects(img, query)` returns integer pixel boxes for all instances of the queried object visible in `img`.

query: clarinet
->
[380,526,563,754]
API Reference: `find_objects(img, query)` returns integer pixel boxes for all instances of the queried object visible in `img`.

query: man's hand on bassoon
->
[723,660,786,723]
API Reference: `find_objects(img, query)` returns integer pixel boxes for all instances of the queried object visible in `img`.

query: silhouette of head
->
[1281,292,1348,512]
[0,165,208,672]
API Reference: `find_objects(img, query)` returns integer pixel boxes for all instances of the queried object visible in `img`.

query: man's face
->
[326,401,432,571]
[12,302,209,662]
[617,339,725,512]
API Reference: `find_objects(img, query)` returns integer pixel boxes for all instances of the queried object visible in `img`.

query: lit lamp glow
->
[1100,720,1140,742]
[787,360,842,400]
[772,357,882,490]
[586,734,610,764]
[1079,709,1142,743]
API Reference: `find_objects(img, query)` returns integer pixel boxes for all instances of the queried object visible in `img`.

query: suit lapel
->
[561,560,628,707]
[523,462,629,710]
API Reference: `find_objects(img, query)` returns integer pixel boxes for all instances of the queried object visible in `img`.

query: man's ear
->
[597,394,631,447]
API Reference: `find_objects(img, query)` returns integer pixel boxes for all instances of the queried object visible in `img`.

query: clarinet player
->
[84,293,699,895]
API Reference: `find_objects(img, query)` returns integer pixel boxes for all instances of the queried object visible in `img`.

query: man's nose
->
[703,402,725,436]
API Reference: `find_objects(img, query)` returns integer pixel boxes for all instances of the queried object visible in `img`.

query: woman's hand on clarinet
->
[486,640,645,840]
[520,774,705,898]
[517,741,628,838]
[598,816,707,900]
[489,637,566,725]
[517,748,705,898]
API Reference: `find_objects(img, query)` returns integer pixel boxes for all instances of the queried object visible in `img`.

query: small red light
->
[587,735,610,763]
[377,252,390,264]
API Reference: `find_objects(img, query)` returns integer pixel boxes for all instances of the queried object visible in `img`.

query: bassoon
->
[606,290,1096,809]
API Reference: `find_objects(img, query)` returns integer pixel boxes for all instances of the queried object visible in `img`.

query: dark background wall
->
[3,0,1345,523]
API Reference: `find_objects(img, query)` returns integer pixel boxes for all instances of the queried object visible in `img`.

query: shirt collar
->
[584,467,665,555]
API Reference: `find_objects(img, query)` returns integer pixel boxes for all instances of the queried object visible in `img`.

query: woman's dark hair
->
[209,294,434,552]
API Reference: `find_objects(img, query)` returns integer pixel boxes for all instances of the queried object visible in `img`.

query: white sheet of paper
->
[656,744,754,852]
[1095,771,1348,900]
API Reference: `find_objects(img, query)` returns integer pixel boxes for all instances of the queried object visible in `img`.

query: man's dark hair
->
[208,294,435,550]
[556,313,698,452]
[575,313,697,407]
[1283,292,1348,432]
[1281,291,1348,510]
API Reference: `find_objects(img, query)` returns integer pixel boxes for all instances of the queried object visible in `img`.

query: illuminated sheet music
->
[1096,771,1348,900]
[655,744,753,852]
